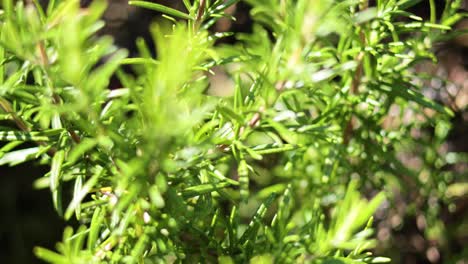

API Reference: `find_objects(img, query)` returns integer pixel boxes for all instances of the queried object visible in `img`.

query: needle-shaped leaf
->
[64,167,102,220]
[0,130,61,141]
[238,159,250,200]
[87,206,105,250]
[34,247,69,264]
[0,146,40,166]
[239,193,278,245]
[129,1,192,20]
[50,149,65,215]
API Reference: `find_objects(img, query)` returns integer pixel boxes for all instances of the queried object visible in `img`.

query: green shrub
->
[0,0,464,263]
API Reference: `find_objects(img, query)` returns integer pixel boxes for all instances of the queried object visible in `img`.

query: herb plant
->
[0,0,464,263]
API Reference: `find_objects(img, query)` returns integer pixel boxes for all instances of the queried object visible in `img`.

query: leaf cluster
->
[0,0,464,263]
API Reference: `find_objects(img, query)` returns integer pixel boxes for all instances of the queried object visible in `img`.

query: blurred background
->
[0,0,466,263]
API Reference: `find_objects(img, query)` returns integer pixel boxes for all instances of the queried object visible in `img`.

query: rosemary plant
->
[0,0,464,263]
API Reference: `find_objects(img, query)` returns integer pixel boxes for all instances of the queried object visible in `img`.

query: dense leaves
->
[0,0,465,263]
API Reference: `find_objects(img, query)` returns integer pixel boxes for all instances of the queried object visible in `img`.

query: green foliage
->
[0,0,464,263]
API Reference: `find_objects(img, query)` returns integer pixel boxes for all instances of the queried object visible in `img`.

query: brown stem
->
[0,97,30,132]
[0,97,57,155]
[238,106,264,139]
[194,0,206,31]
[37,42,48,66]
[343,4,368,145]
